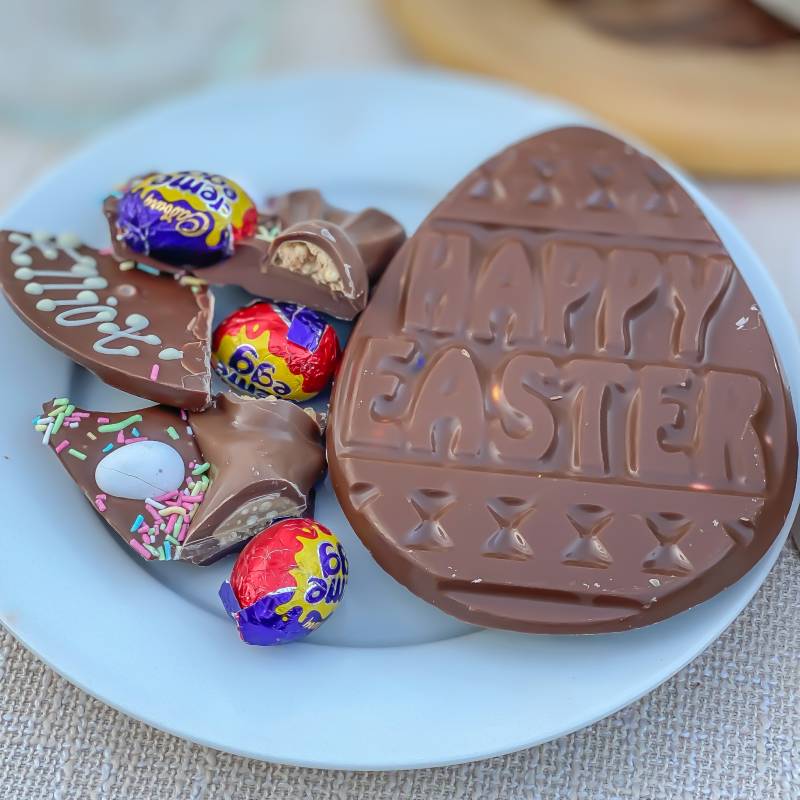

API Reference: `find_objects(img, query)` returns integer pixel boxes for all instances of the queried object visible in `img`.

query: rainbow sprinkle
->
[165,513,178,535]
[166,426,179,440]
[67,448,86,460]
[180,276,208,288]
[98,414,142,434]
[130,514,145,532]
[136,263,161,276]
[149,364,160,381]
[95,494,107,513]
[192,462,209,476]
[160,505,186,517]
[51,410,67,435]
[54,439,69,455]
[102,443,114,453]
[129,539,151,559]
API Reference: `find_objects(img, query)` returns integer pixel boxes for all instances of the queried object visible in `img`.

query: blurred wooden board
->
[385,0,800,176]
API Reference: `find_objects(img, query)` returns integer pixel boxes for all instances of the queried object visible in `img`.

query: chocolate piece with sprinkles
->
[35,392,326,565]
[103,189,406,320]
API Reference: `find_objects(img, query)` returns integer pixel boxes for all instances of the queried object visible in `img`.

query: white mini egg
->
[95,440,185,500]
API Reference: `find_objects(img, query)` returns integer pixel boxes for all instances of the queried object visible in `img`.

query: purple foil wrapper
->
[117,188,233,267]
[277,302,327,352]
[219,581,319,646]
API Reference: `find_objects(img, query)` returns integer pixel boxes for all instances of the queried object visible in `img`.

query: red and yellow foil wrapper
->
[116,171,257,266]
[212,302,340,401]
[219,518,349,646]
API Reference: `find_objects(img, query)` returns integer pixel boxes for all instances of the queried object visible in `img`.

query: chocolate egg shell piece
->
[265,189,406,284]
[34,392,325,565]
[104,189,406,320]
[0,231,213,410]
[183,393,326,565]
[328,125,798,634]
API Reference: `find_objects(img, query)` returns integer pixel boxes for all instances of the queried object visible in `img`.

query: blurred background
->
[0,0,798,309]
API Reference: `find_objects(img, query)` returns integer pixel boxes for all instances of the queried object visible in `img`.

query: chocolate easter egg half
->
[328,126,797,633]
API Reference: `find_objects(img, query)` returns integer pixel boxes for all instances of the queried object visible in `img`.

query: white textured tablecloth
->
[2,3,800,788]
[0,548,797,799]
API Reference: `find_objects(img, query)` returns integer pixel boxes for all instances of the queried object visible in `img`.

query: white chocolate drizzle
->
[95,314,161,357]
[8,232,178,361]
[158,347,184,360]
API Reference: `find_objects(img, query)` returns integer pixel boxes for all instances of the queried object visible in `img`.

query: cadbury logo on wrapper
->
[220,518,349,646]
[116,171,257,267]
[212,301,340,401]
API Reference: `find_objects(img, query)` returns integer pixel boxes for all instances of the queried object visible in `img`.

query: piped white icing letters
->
[9,232,175,361]
[158,347,184,360]
[95,314,161,357]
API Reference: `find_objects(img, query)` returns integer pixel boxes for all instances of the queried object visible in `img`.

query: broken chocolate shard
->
[0,231,212,410]
[265,190,406,284]
[36,392,325,565]
[103,189,406,320]
[328,126,797,634]
[180,392,326,565]
[36,398,204,563]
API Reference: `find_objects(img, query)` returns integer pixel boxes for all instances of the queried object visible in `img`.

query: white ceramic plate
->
[0,69,798,771]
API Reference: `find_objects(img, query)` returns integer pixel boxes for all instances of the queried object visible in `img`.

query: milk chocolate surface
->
[329,126,797,633]
[0,231,212,410]
[37,393,325,565]
[181,393,326,565]
[104,189,406,320]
